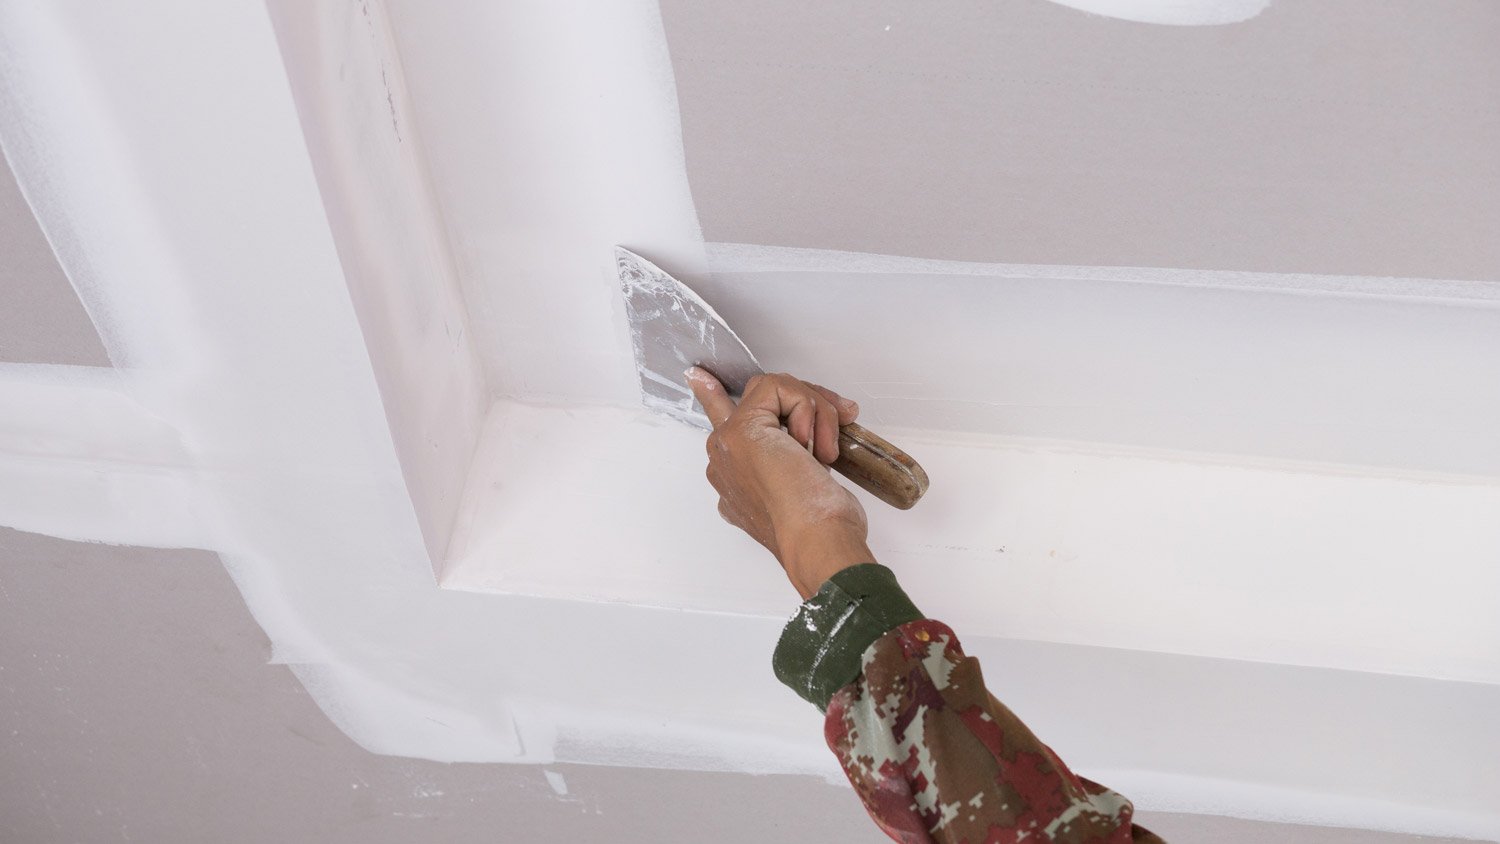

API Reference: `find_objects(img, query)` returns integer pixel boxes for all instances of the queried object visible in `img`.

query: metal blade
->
[617,247,764,428]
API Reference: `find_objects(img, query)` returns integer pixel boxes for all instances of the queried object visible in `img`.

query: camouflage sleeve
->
[773,564,1164,844]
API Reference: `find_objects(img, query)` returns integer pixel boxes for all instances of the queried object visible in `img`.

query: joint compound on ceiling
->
[1044,0,1271,27]
[1,1,1497,840]
[267,0,487,574]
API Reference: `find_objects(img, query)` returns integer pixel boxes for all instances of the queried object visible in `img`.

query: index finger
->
[810,383,860,426]
[686,366,736,429]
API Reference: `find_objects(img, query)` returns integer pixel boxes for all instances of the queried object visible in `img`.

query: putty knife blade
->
[617,247,763,428]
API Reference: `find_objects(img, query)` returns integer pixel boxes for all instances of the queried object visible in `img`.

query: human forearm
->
[774,565,1163,843]
[682,367,1159,839]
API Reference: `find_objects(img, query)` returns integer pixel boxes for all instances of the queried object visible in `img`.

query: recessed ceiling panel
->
[0,156,109,365]
[661,0,1500,279]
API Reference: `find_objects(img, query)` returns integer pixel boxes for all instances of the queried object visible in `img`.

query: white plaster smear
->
[1,1,1496,840]
[1043,0,1272,27]
[379,0,708,407]
[0,0,531,761]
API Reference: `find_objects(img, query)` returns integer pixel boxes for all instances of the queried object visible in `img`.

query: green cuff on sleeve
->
[771,563,924,712]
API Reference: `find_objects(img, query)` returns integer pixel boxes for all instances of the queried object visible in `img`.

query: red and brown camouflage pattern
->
[825,619,1165,843]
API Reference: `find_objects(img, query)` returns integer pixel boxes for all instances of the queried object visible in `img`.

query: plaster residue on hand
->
[618,247,762,430]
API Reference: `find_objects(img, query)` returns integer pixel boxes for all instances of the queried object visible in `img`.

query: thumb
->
[686,366,736,428]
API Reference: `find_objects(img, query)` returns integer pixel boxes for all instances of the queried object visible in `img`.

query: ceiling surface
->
[0,152,107,366]
[0,527,1474,844]
[663,0,1500,279]
[1,1,1497,841]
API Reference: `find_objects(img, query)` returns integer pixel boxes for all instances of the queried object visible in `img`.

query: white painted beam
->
[0,364,206,549]
[381,0,707,406]
[694,244,1500,480]
[445,400,1500,686]
[267,0,488,573]
[3,2,1495,839]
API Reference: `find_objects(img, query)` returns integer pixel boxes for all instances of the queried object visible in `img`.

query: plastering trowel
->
[617,247,929,510]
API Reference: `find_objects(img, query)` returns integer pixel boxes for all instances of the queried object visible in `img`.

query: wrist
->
[777,527,874,599]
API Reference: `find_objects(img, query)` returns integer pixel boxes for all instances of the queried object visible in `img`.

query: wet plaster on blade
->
[617,247,763,427]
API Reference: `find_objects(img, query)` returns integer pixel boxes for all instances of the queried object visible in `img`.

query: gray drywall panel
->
[0,155,108,366]
[662,0,1500,280]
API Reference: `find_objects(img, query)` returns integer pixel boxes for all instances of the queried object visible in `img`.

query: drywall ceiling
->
[661,0,1500,279]
[0,527,881,843]
[0,152,107,366]
[375,1,1500,834]
[1,1,1497,841]
[4,526,1469,844]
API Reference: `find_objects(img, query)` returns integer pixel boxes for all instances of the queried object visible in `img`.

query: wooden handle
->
[831,422,930,510]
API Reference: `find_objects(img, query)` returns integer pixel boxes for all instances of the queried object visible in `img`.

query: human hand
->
[686,367,874,598]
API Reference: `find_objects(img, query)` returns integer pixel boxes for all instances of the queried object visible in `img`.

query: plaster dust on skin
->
[2,0,1498,840]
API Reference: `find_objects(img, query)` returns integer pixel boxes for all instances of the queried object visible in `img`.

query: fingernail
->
[684,366,703,383]
[842,398,858,412]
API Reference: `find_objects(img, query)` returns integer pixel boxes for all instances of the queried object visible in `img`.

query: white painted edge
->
[1101,769,1500,842]
[705,241,1500,307]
